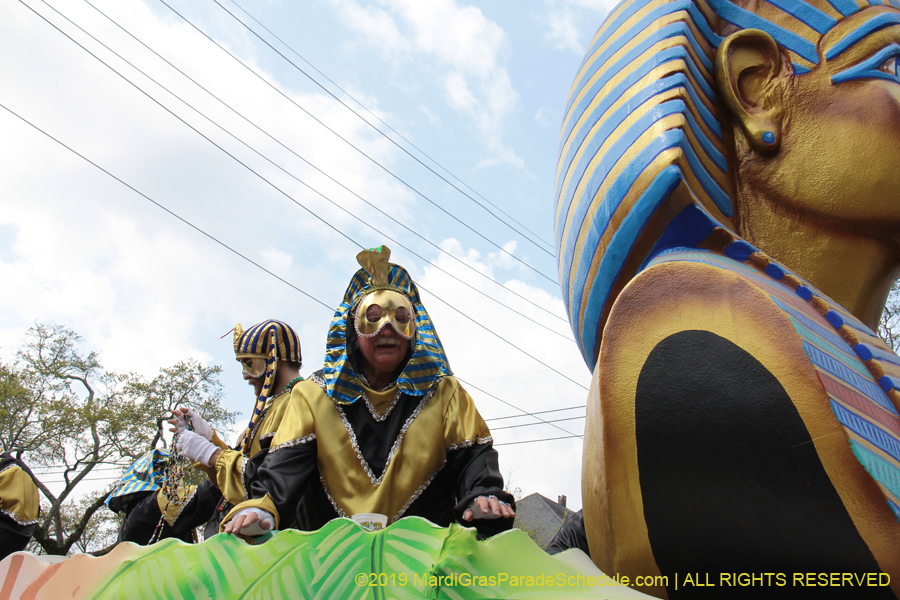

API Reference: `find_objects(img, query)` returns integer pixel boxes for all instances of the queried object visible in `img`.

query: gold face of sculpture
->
[724,7,900,236]
[776,8,900,233]
[354,290,415,340]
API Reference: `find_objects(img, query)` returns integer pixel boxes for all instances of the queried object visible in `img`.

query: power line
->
[1,100,586,453]
[21,0,586,390]
[494,435,581,446]
[78,0,570,329]
[214,0,556,255]
[486,404,585,422]
[490,415,585,431]
[458,376,583,438]
[0,99,334,312]
[155,0,559,285]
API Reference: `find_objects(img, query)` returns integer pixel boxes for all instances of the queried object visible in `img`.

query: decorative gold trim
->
[446,436,493,452]
[240,454,249,502]
[361,386,403,422]
[392,460,446,523]
[168,484,199,526]
[0,507,38,527]
[268,434,316,453]
[319,474,348,518]
[336,388,435,485]
[310,373,326,389]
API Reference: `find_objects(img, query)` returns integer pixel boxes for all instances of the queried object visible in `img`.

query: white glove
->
[233,508,275,536]
[176,429,218,466]
[172,408,214,440]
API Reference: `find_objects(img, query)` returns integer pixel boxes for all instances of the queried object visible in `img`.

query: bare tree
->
[879,279,900,352]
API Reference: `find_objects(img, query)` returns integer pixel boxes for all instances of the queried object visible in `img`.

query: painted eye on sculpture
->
[879,55,898,77]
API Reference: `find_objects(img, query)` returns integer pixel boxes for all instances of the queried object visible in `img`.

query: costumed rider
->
[0,452,40,560]
[221,246,516,538]
[173,320,304,535]
[106,445,214,544]
[109,319,303,544]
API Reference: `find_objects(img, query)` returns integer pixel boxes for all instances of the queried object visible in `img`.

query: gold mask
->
[237,356,266,378]
[354,290,415,340]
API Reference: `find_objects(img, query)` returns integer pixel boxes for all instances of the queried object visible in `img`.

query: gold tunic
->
[213,388,293,506]
[0,463,39,526]
[223,376,493,529]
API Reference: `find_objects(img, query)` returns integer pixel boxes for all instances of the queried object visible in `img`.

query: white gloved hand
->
[172,407,214,440]
[232,508,275,536]
[176,429,218,466]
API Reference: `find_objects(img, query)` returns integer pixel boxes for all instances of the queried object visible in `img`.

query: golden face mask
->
[354,290,415,340]
[237,356,267,378]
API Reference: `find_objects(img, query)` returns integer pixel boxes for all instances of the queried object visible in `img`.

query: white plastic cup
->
[352,513,387,531]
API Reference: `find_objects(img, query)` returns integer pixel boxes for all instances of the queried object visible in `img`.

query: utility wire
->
[23,0,585,389]
[214,0,556,255]
[490,415,584,431]
[494,434,581,446]
[71,0,572,337]
[1,101,585,449]
[486,404,585,422]
[155,0,558,284]
[0,99,334,311]
[457,376,583,438]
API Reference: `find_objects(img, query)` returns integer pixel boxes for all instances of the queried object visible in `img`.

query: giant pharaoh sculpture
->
[555,0,900,597]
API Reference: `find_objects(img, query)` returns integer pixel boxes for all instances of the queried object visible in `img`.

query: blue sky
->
[0,0,618,509]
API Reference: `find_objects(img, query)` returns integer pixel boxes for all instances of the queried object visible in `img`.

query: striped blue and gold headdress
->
[234,319,302,454]
[323,246,451,404]
[554,0,893,370]
[105,448,168,513]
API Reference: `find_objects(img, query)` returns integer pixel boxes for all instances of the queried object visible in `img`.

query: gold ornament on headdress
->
[357,246,391,287]
[233,323,244,355]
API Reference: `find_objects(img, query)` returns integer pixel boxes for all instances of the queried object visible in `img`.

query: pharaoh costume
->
[108,320,303,543]
[555,1,900,597]
[0,453,39,560]
[223,247,515,537]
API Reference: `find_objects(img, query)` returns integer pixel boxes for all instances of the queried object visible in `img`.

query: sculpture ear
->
[716,29,785,154]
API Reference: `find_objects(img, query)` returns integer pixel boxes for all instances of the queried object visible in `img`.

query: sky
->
[0,0,620,511]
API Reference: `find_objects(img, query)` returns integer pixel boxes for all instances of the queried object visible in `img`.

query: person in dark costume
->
[221,246,516,538]
[0,452,40,560]
[545,510,590,557]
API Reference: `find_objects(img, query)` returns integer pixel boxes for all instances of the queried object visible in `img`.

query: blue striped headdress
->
[234,319,302,454]
[105,448,169,513]
[323,246,451,404]
[554,0,893,370]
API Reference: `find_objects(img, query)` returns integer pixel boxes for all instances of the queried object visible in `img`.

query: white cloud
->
[332,0,524,170]
[542,0,617,54]
[545,8,583,53]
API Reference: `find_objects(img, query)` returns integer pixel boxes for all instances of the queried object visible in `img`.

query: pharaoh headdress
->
[323,246,451,405]
[234,319,302,454]
[554,0,898,370]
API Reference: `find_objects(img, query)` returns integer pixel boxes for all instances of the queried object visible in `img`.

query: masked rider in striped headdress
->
[220,246,516,538]
[172,320,303,528]
[112,320,303,543]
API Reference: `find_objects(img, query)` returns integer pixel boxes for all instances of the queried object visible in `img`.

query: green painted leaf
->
[82,518,656,600]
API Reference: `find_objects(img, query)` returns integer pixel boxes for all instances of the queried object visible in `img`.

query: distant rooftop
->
[512,492,576,549]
